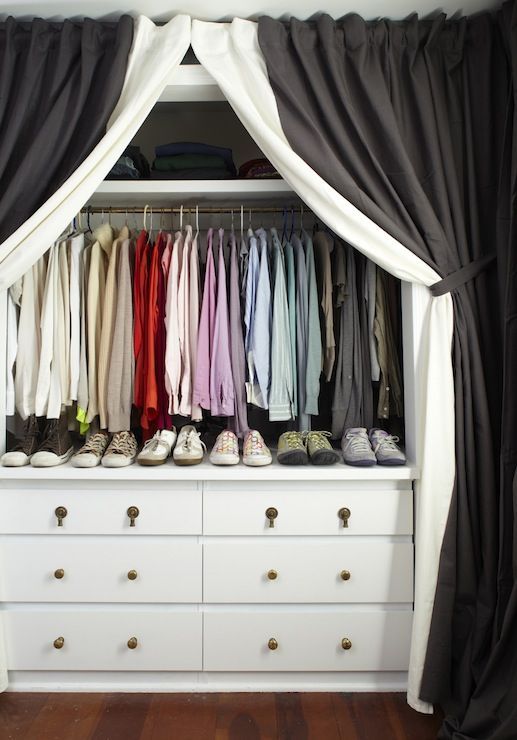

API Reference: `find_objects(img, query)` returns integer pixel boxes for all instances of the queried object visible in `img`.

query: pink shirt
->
[164,231,183,415]
[192,228,216,410]
[209,229,234,416]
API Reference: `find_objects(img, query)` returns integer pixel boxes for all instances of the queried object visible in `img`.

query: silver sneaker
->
[341,427,377,466]
[173,425,206,466]
[137,428,177,466]
[369,429,406,466]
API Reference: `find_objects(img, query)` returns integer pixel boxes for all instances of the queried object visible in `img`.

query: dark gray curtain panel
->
[258,7,513,739]
[0,15,133,245]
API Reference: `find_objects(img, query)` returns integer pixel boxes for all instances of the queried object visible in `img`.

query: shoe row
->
[1,417,406,469]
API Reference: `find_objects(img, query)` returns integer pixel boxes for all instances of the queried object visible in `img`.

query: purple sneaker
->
[369,429,406,466]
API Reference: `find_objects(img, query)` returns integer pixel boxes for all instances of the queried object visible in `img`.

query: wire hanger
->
[180,204,183,232]
[240,205,244,241]
[299,204,304,235]
[195,205,199,235]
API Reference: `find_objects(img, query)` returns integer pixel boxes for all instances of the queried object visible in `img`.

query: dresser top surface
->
[0,460,419,482]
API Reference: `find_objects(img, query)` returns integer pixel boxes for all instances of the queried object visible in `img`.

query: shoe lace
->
[77,433,108,456]
[141,433,161,453]
[302,431,332,450]
[38,419,60,452]
[373,434,400,453]
[182,428,206,453]
[344,432,372,454]
[108,431,135,455]
[245,431,267,455]
[14,416,39,454]
[215,431,237,454]
[282,431,304,449]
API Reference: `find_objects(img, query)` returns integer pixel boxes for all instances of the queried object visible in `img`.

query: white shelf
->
[0,460,419,482]
[89,179,298,206]
[161,65,224,102]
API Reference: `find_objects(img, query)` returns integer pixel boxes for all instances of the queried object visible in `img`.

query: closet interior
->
[4,98,406,468]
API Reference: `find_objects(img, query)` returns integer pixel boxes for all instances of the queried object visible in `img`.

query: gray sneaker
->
[341,427,377,466]
[369,429,406,466]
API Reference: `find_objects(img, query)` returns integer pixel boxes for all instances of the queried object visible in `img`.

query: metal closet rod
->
[81,205,312,215]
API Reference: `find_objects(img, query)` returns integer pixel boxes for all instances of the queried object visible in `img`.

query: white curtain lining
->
[191,18,456,714]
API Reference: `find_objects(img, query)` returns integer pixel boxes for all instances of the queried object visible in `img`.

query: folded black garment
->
[106,156,141,180]
[126,145,150,178]
[105,145,150,180]
[149,168,235,180]
[154,142,236,176]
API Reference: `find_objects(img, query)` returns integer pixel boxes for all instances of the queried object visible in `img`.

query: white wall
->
[0,0,500,21]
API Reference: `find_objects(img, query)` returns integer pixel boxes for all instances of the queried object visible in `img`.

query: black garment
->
[0,16,133,244]
[258,10,512,738]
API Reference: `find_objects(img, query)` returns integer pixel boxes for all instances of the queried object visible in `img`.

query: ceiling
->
[0,0,502,22]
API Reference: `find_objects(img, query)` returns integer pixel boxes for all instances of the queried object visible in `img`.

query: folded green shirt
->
[152,154,228,171]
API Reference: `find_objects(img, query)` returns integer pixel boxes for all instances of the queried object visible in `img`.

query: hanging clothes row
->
[7,206,403,444]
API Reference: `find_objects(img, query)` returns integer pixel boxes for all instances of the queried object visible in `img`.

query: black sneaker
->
[30,415,74,467]
[1,415,40,466]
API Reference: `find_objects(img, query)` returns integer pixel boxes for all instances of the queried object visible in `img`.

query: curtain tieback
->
[430,254,496,297]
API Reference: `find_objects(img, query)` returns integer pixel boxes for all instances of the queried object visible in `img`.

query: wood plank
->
[89,693,152,740]
[0,692,48,740]
[215,693,277,740]
[299,694,341,740]
[20,693,103,740]
[383,693,443,740]
[140,693,218,740]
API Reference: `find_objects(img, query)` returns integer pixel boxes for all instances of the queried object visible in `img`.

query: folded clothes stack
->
[151,142,236,180]
[106,145,150,180]
[238,158,280,179]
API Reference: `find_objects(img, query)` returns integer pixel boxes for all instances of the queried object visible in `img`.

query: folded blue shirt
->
[154,141,236,175]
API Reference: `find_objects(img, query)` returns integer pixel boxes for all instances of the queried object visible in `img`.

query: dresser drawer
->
[204,541,413,603]
[4,610,202,671]
[204,610,412,671]
[203,488,413,536]
[0,486,201,535]
[0,537,202,603]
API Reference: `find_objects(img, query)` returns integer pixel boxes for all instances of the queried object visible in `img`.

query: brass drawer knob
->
[338,507,351,528]
[341,637,352,651]
[127,506,139,527]
[53,636,65,650]
[127,570,138,581]
[127,637,138,650]
[268,638,278,651]
[266,507,278,528]
[54,569,65,580]
[340,570,351,581]
[55,506,67,527]
[267,570,278,581]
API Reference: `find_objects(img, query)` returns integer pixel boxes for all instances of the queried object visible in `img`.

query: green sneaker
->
[304,431,341,466]
[277,431,309,465]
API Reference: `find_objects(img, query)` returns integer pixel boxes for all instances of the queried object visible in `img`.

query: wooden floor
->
[0,692,443,740]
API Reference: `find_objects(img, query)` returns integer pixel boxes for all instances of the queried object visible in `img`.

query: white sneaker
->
[71,432,109,468]
[210,430,240,466]
[243,430,272,467]
[173,425,206,466]
[101,431,138,468]
[137,428,177,466]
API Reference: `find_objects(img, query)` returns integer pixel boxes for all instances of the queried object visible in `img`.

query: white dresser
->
[0,462,416,692]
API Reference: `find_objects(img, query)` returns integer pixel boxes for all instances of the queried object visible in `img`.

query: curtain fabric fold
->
[0,15,192,289]
[254,9,513,739]
[191,17,456,715]
[0,16,134,246]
